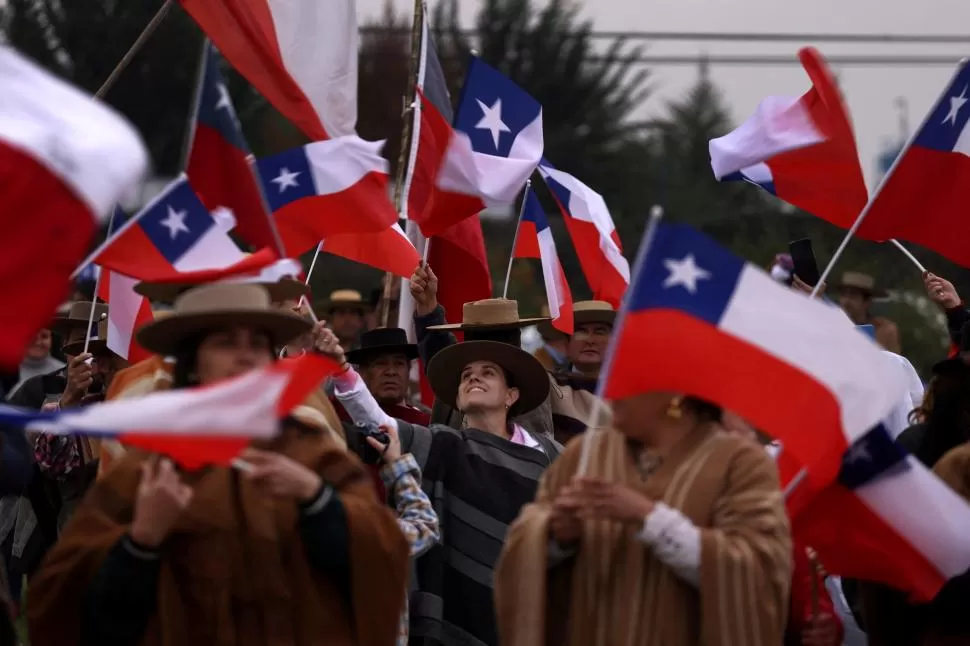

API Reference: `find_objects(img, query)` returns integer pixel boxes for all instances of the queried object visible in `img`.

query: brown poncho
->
[28,428,409,646]
[495,425,793,646]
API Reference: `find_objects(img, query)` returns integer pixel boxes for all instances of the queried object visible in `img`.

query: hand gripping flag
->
[412,57,544,237]
[186,41,279,253]
[538,160,629,307]
[0,354,340,469]
[709,48,868,229]
[80,176,274,281]
[179,0,358,140]
[513,191,574,334]
[856,59,970,267]
[603,222,905,486]
[0,46,148,369]
[256,137,399,256]
[789,426,970,602]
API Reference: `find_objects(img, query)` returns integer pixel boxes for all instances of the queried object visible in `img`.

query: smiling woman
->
[332,337,562,646]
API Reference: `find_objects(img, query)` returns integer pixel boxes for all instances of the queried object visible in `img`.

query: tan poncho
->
[495,425,793,646]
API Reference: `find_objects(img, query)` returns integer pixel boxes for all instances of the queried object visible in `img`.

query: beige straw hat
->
[573,300,616,326]
[136,283,311,356]
[426,298,549,331]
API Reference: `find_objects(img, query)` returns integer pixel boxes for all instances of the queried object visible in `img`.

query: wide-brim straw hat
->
[426,298,549,331]
[426,340,550,416]
[135,276,307,304]
[136,283,312,356]
[832,271,887,298]
[573,300,616,326]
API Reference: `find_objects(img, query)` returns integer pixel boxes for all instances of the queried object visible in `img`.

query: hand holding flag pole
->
[502,180,532,299]
[576,205,665,476]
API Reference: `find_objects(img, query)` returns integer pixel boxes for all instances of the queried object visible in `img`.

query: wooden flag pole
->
[95,0,174,99]
[378,0,425,329]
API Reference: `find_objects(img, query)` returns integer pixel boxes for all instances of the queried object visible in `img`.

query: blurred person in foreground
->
[28,283,408,646]
[494,393,792,646]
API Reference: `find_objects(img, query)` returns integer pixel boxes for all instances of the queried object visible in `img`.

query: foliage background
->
[1,0,963,375]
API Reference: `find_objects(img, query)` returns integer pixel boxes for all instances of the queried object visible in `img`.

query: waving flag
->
[604,222,904,485]
[98,269,153,363]
[513,191,573,333]
[0,354,339,468]
[538,161,629,308]
[790,427,970,602]
[324,224,420,278]
[185,41,280,254]
[709,48,868,228]
[856,59,970,266]
[178,0,357,140]
[0,46,148,369]
[79,177,272,281]
[412,57,544,237]
[256,137,398,256]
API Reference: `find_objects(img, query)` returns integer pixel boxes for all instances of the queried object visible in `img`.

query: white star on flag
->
[662,254,711,293]
[943,86,968,126]
[844,442,871,465]
[159,206,190,240]
[272,167,301,193]
[215,83,233,113]
[475,98,511,149]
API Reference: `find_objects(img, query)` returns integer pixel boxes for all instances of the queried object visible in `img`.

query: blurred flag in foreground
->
[709,48,868,228]
[0,354,339,468]
[0,46,148,369]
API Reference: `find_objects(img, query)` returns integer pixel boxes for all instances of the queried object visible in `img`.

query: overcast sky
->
[360,0,970,190]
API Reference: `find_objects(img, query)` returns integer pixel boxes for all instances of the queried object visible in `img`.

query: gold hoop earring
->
[666,396,683,419]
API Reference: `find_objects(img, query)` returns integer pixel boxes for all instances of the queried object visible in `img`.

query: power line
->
[359,26,970,45]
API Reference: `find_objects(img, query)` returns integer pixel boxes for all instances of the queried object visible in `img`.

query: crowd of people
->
[0,254,967,646]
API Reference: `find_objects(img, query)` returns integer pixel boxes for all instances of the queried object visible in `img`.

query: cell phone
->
[789,238,821,286]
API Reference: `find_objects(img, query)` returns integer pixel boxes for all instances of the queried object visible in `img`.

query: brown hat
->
[426,340,550,416]
[50,302,108,333]
[62,317,110,356]
[573,300,616,326]
[318,289,371,315]
[136,283,312,356]
[832,272,887,298]
[537,304,569,340]
[135,276,307,304]
[426,298,549,331]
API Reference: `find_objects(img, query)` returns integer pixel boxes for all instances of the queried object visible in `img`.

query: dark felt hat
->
[345,328,418,365]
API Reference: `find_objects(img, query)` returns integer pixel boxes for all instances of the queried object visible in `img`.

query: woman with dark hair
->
[495,391,793,646]
[27,283,409,646]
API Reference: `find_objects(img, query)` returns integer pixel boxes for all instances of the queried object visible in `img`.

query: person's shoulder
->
[710,431,781,485]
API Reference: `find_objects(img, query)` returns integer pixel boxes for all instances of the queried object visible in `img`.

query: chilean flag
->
[0,46,147,369]
[604,222,905,487]
[412,57,544,237]
[178,0,358,140]
[323,224,420,279]
[709,48,868,228]
[0,353,340,469]
[538,161,629,308]
[97,269,153,364]
[856,59,970,267]
[256,137,399,256]
[513,191,574,334]
[789,427,970,602]
[185,41,280,254]
[79,176,272,281]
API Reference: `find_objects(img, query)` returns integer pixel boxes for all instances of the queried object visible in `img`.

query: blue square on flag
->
[256,147,315,213]
[454,57,543,158]
[139,179,216,264]
[628,224,744,326]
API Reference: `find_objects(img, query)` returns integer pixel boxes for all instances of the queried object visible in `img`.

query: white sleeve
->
[331,368,399,431]
[635,502,701,586]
